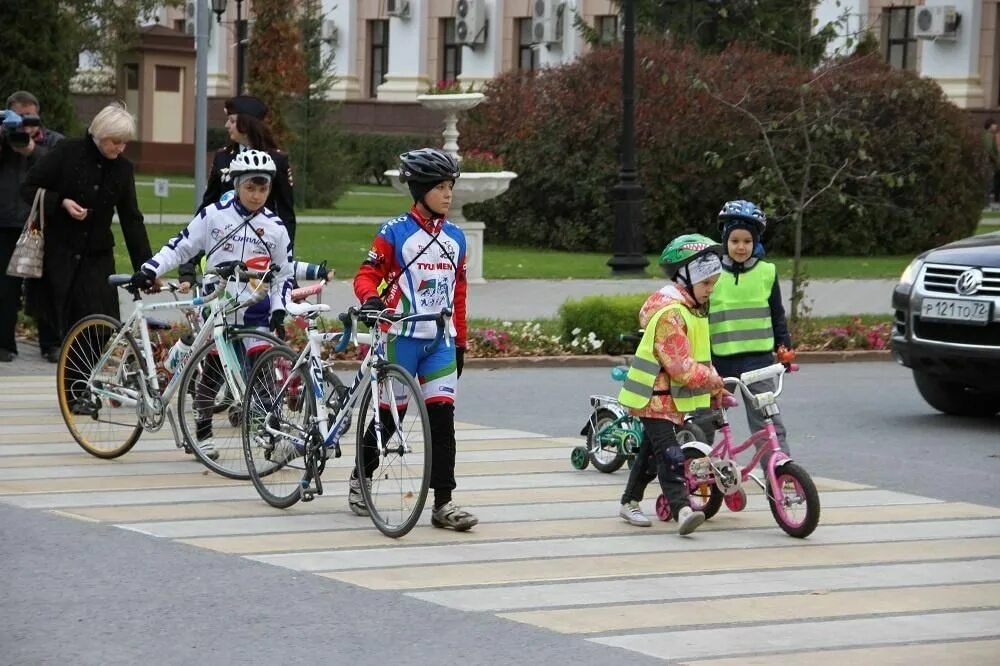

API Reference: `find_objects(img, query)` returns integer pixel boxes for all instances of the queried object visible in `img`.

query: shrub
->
[463,40,985,256]
[559,294,648,355]
[342,132,438,185]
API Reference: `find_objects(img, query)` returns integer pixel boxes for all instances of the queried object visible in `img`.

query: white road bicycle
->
[57,261,284,479]
[241,281,450,538]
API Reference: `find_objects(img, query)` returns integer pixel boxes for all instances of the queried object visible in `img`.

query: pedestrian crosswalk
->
[2,374,999,664]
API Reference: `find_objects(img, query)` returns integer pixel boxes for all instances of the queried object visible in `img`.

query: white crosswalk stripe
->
[1,374,999,664]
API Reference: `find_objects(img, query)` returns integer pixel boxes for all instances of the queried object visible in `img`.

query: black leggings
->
[620,417,689,518]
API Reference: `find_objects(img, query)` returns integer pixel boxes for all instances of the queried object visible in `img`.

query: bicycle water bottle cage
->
[610,365,629,382]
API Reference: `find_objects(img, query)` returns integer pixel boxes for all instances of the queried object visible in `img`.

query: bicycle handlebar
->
[334,307,452,354]
[722,362,794,402]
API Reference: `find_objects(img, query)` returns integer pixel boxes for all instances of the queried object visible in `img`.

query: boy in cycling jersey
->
[130,149,293,460]
[351,147,476,531]
[616,234,727,536]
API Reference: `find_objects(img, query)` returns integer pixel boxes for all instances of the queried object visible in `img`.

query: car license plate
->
[920,297,991,325]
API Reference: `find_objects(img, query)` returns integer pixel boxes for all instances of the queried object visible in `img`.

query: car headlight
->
[899,257,924,287]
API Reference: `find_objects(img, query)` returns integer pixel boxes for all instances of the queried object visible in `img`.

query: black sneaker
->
[42,349,59,364]
[0,349,14,362]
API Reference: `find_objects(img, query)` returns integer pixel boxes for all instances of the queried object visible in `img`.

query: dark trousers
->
[0,228,22,354]
[620,417,689,518]
[357,402,457,506]
[993,170,1000,203]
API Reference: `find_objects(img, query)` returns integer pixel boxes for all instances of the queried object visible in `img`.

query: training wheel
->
[725,487,748,512]
[570,446,590,470]
[655,494,672,521]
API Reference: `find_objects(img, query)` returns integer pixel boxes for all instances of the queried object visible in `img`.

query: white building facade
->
[816,0,999,110]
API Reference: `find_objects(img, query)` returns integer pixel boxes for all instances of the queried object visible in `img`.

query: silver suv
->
[891,231,1000,417]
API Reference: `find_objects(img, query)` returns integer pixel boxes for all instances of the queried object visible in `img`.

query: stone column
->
[918,0,984,109]
[327,0,362,100]
[206,12,231,97]
[377,0,431,101]
[458,0,504,90]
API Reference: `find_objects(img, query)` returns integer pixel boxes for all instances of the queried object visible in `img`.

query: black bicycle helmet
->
[398,148,461,183]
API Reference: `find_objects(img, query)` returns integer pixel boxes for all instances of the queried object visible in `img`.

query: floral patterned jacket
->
[628,284,724,425]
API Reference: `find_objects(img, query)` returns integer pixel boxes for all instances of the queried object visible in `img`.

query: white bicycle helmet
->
[225,149,276,183]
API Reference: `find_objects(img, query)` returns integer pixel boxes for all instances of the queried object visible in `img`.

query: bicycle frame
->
[263,305,450,459]
[85,270,273,436]
[686,363,792,496]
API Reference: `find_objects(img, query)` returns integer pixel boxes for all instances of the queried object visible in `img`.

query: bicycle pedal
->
[300,491,315,502]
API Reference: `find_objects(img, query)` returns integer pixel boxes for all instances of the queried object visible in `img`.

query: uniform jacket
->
[143,199,293,327]
[629,284,724,425]
[353,206,468,346]
[20,135,152,330]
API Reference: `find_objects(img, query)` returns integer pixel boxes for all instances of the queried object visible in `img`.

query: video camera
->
[1,110,38,149]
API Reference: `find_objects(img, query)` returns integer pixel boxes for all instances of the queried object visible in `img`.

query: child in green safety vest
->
[709,200,794,465]
[617,234,728,536]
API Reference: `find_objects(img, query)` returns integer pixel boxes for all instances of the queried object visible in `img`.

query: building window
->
[173,18,186,34]
[442,18,462,83]
[596,15,619,45]
[369,19,389,97]
[155,65,181,92]
[885,7,916,71]
[124,63,140,91]
[517,18,536,71]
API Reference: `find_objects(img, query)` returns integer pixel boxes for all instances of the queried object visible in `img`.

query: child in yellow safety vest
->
[709,200,794,465]
[617,234,728,536]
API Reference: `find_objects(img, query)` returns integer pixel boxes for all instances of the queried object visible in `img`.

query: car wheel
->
[912,371,1000,417]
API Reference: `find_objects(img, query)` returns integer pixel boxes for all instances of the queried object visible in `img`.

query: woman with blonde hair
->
[21,102,152,358]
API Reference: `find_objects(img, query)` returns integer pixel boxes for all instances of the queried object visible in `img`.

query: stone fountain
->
[385,91,516,284]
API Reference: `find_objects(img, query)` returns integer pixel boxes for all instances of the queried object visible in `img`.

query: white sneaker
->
[619,501,651,527]
[196,437,219,461]
[677,506,706,536]
[348,477,370,517]
[269,440,301,466]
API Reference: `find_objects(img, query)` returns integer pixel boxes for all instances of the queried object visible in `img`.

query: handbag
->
[6,188,45,279]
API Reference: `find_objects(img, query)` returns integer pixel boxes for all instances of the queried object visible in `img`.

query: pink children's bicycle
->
[655,362,821,538]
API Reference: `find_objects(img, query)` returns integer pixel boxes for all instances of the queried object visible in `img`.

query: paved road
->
[2,364,999,664]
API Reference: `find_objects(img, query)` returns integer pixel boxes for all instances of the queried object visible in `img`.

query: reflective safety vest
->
[618,303,713,413]
[709,261,776,356]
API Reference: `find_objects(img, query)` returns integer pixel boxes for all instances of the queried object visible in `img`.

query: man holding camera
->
[0,91,62,363]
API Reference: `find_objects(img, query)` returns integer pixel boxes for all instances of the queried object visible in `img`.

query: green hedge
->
[559,294,648,355]
[341,132,438,185]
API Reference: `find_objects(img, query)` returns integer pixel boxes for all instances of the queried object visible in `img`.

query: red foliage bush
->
[463,40,985,256]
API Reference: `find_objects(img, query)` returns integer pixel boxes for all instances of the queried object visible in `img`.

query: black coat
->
[0,142,41,229]
[21,135,152,334]
[200,146,296,241]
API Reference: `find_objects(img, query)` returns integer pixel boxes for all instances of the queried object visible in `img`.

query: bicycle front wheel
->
[57,315,144,459]
[176,329,284,479]
[242,346,314,508]
[356,363,432,538]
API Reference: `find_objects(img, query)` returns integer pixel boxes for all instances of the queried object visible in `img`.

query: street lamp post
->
[607,0,649,276]
[211,0,247,95]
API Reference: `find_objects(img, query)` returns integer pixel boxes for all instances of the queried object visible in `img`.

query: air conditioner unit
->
[455,0,487,46]
[387,0,410,19]
[184,0,196,36]
[913,5,960,41]
[532,0,560,45]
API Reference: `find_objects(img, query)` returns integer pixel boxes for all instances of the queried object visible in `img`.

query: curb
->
[328,350,894,370]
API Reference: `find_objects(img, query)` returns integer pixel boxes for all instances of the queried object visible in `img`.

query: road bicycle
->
[57,261,283,477]
[653,362,821,538]
[241,283,449,538]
